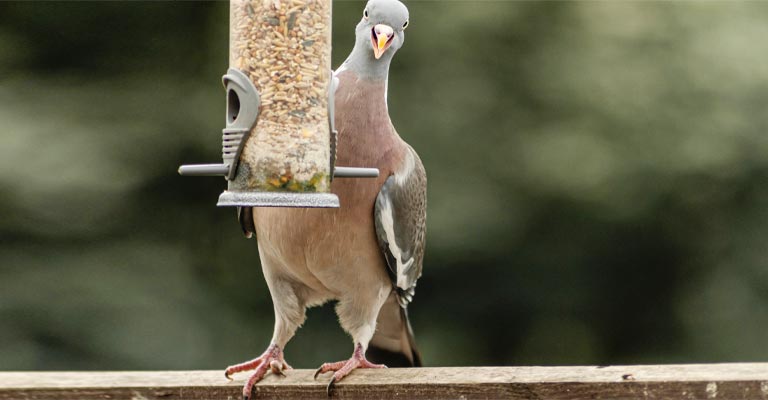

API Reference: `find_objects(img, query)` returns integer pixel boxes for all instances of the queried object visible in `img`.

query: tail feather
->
[402,306,422,367]
[238,207,255,238]
[367,292,422,367]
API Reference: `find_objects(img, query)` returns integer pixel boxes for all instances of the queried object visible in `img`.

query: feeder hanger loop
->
[178,68,258,180]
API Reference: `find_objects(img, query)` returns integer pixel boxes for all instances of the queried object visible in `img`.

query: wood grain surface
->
[2,364,768,399]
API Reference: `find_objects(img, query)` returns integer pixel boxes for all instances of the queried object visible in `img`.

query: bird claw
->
[326,376,337,397]
[225,344,290,400]
[314,344,387,397]
[270,360,285,376]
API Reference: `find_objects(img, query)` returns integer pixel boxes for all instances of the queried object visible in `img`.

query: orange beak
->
[371,24,395,60]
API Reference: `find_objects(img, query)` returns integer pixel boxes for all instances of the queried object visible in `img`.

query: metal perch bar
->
[332,167,379,178]
[178,164,231,176]
[180,165,379,178]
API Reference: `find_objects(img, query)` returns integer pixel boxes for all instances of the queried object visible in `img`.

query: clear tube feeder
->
[179,0,378,208]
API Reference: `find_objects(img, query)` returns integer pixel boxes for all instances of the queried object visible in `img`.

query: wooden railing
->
[2,364,768,399]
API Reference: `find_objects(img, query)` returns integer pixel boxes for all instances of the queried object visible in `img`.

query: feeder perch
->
[179,0,378,208]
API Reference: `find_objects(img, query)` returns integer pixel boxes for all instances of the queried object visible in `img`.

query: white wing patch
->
[378,193,411,290]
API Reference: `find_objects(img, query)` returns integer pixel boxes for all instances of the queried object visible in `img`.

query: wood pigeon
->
[226,0,426,397]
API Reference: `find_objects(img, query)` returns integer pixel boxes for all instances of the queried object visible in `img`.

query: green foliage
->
[2,1,768,370]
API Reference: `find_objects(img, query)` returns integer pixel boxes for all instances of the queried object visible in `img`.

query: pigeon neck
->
[343,46,393,82]
[335,68,392,131]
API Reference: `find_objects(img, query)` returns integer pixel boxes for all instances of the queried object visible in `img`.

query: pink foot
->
[225,344,292,400]
[314,343,387,396]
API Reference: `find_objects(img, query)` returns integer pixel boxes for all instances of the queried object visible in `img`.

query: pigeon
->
[225,0,426,397]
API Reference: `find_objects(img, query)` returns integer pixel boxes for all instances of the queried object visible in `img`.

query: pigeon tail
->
[237,207,255,238]
[367,292,422,367]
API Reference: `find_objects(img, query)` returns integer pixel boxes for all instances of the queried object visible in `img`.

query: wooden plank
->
[1,364,768,399]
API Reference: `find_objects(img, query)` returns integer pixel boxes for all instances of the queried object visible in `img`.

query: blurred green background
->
[2,0,768,371]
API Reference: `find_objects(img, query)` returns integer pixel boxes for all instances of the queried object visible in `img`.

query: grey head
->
[340,0,409,81]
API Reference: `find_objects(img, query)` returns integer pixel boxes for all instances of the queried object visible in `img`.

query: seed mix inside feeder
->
[179,0,378,208]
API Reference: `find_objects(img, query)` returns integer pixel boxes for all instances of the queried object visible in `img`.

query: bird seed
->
[229,0,332,193]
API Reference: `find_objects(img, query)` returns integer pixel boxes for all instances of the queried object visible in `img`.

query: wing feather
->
[374,146,426,307]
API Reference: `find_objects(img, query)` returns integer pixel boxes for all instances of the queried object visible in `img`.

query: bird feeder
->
[179,0,378,208]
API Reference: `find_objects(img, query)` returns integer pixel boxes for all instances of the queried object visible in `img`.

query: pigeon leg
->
[314,343,386,396]
[225,344,292,400]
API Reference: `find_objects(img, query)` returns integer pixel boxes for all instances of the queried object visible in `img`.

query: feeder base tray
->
[217,191,340,208]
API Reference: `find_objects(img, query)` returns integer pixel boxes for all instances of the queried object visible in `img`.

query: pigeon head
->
[357,0,409,60]
[344,0,409,80]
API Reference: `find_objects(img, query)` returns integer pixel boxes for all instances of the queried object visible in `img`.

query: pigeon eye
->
[402,20,409,30]
[363,9,369,19]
